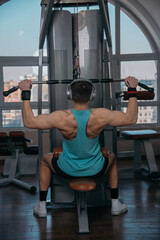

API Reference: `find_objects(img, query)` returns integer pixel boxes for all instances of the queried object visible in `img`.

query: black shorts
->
[52,157,109,180]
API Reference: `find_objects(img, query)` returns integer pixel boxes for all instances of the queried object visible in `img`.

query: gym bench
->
[0,131,37,193]
[53,147,108,233]
[120,130,160,180]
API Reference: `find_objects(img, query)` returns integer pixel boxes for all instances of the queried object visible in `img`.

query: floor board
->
[0,159,160,240]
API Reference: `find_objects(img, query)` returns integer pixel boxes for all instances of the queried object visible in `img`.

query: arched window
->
[120,10,153,54]
[107,1,158,126]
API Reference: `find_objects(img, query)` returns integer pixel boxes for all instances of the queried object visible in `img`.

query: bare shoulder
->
[50,109,77,136]
[88,108,106,124]
[50,109,72,117]
[89,108,111,127]
[46,109,72,126]
[90,108,110,117]
[50,109,77,128]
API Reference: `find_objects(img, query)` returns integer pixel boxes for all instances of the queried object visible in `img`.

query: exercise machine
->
[0,131,37,193]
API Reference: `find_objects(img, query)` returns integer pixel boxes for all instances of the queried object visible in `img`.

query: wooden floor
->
[0,159,160,240]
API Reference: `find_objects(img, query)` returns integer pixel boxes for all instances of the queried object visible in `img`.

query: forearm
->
[22,101,36,128]
[126,97,138,124]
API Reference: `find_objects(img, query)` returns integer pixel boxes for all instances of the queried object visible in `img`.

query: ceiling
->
[112,0,160,53]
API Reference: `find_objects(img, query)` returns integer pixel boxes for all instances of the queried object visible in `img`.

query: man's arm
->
[19,80,64,130]
[98,76,138,127]
[21,101,63,129]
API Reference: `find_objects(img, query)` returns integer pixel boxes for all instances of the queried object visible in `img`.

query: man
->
[18,76,138,218]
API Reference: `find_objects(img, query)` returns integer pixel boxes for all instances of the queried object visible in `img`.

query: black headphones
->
[66,78,96,101]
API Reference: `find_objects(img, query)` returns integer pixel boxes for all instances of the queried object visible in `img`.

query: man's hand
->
[125,76,138,88]
[18,80,32,91]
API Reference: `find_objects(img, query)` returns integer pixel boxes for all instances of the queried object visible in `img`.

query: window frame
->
[0,56,49,130]
[112,1,160,128]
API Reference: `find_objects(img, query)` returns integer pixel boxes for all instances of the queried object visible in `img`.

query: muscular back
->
[57,109,104,140]
[28,97,137,133]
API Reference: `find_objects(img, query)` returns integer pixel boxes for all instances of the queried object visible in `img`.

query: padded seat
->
[53,147,109,159]
[0,132,12,156]
[23,145,38,155]
[121,129,160,140]
[69,178,96,191]
[9,131,28,151]
[121,129,160,180]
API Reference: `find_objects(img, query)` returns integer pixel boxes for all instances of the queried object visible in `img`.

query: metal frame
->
[76,191,90,233]
[41,0,108,7]
[0,149,37,192]
[98,0,118,153]
[39,0,54,49]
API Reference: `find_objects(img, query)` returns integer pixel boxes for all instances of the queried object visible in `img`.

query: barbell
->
[3,78,154,98]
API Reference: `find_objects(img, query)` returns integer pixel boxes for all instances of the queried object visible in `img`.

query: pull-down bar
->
[3,79,154,97]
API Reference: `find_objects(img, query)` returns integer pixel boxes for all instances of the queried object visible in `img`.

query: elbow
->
[23,118,36,129]
[24,122,31,128]
[128,114,138,125]
[23,121,34,129]
[132,111,138,124]
[130,118,137,125]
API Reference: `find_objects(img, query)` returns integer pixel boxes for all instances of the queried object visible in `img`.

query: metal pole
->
[39,0,54,49]
[98,0,117,154]
[38,4,46,171]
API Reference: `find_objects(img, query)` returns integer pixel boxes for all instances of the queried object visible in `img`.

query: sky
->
[0,0,41,56]
[0,0,156,80]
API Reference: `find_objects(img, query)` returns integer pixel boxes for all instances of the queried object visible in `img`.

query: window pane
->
[0,0,41,56]
[121,61,157,101]
[42,109,49,114]
[120,10,153,54]
[2,110,23,127]
[121,107,157,124]
[3,66,48,102]
[2,108,49,128]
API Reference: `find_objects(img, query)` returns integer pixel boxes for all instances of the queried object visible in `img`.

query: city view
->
[3,73,48,127]
[2,72,157,127]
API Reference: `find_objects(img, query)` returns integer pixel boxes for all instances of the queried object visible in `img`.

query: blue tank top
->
[57,108,105,176]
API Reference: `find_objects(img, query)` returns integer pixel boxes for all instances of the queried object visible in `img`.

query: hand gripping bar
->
[3,78,154,97]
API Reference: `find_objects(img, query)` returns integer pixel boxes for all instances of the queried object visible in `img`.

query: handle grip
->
[3,80,154,97]
[123,91,155,100]
[3,86,19,97]
[138,82,154,93]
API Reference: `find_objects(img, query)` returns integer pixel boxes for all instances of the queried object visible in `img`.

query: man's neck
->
[72,101,89,110]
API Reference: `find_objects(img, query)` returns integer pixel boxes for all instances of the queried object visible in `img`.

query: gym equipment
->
[52,147,109,234]
[3,78,154,97]
[116,90,155,100]
[0,131,37,193]
[0,132,12,156]
[120,130,160,181]
[69,178,96,233]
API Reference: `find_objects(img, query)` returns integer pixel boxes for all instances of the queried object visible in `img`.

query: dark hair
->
[71,81,92,103]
